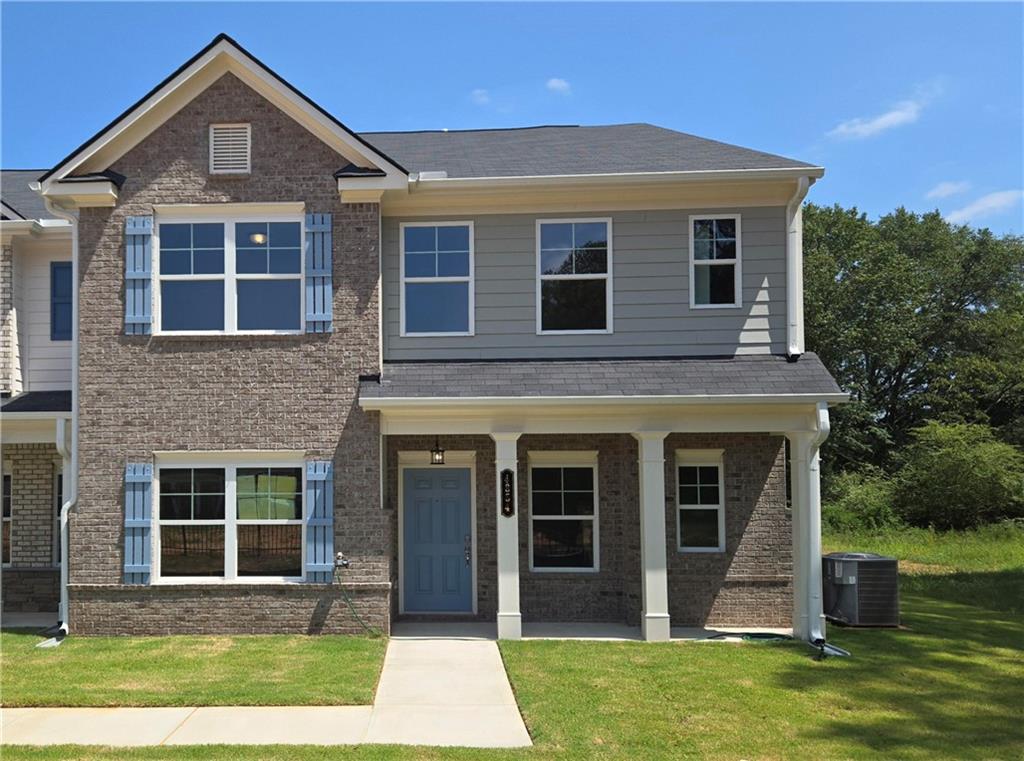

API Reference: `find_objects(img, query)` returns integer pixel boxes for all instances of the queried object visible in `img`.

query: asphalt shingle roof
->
[361,353,843,401]
[358,123,818,179]
[1,390,72,413]
[1,170,51,220]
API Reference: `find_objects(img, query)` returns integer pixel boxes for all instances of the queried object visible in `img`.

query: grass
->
[0,634,386,707]
[4,525,1023,760]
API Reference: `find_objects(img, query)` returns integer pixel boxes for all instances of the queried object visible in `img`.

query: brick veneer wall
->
[664,434,792,627]
[384,433,790,629]
[1,443,60,612]
[69,72,388,634]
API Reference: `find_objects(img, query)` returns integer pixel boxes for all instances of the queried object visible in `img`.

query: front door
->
[402,467,473,613]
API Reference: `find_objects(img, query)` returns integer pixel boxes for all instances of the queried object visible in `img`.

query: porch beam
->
[491,432,522,640]
[633,431,671,641]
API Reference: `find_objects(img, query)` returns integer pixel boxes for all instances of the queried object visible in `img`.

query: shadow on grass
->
[776,570,1024,759]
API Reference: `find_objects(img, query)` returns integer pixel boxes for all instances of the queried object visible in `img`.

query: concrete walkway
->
[1,630,532,748]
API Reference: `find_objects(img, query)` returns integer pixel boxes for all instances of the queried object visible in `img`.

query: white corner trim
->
[786,176,812,357]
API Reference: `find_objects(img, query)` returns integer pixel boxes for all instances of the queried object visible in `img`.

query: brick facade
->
[69,72,388,634]
[385,433,790,629]
[1,443,60,612]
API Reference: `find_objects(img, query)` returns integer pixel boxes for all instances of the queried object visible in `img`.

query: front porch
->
[363,355,843,643]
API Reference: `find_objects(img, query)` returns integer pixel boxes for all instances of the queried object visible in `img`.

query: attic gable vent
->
[209,123,251,174]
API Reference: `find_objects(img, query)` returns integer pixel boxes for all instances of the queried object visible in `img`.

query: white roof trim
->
[360,393,849,410]
[39,36,407,193]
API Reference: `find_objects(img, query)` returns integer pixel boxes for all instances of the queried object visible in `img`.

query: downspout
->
[42,195,78,636]
[785,177,811,359]
[807,400,830,645]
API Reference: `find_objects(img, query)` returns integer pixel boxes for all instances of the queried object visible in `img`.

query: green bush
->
[823,470,901,531]
[893,422,1024,530]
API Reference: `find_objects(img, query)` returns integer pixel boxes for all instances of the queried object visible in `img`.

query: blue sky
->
[2,2,1022,232]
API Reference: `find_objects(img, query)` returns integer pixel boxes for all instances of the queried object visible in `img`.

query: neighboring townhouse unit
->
[0,34,845,642]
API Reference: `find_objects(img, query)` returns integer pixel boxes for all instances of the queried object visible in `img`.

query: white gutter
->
[409,166,826,192]
[360,392,850,410]
[785,177,812,358]
[42,197,79,637]
[807,401,831,644]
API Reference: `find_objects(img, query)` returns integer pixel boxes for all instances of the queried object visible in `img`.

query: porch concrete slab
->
[0,707,194,746]
[163,706,373,745]
[390,621,496,640]
[1,612,58,630]
[523,622,642,641]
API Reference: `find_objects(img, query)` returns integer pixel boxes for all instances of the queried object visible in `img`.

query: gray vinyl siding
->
[382,206,788,360]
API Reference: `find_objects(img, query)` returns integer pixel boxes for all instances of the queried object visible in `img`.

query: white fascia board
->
[337,175,407,193]
[408,166,826,193]
[360,393,850,410]
[0,219,72,245]
[39,181,119,208]
[39,39,406,192]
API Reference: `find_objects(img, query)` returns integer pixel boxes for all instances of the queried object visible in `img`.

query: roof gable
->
[39,34,407,190]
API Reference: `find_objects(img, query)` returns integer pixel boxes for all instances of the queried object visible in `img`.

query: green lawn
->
[0,634,386,707]
[4,525,1022,760]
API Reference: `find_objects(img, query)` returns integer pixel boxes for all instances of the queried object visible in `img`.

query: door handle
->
[464,534,472,566]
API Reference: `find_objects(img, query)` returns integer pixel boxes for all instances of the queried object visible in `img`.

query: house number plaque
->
[500,469,515,517]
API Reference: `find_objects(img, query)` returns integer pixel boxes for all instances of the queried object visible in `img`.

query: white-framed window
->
[536,218,613,334]
[689,215,742,309]
[528,451,599,572]
[154,214,303,334]
[154,455,304,582]
[676,449,726,553]
[2,462,11,567]
[209,123,251,174]
[399,222,474,336]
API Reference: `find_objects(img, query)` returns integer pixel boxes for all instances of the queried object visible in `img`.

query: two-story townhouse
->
[1,34,845,642]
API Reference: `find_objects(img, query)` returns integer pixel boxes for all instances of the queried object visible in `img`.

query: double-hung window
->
[156,459,304,581]
[400,222,474,335]
[156,215,302,334]
[690,215,741,308]
[528,452,599,571]
[537,219,612,333]
[676,449,726,552]
[50,262,72,341]
[2,466,11,566]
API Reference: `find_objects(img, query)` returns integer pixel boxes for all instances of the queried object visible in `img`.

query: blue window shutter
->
[124,463,153,584]
[50,261,72,341]
[305,460,335,582]
[305,213,333,333]
[124,216,153,335]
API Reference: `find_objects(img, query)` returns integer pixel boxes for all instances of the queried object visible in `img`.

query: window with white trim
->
[2,466,11,567]
[400,222,474,335]
[155,216,302,334]
[690,215,741,308]
[537,219,612,333]
[156,461,303,581]
[528,452,599,571]
[209,124,251,174]
[676,449,726,552]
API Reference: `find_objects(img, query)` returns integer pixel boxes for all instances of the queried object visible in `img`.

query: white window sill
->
[689,303,742,310]
[401,331,475,338]
[678,547,725,554]
[150,331,306,338]
[152,577,307,585]
[536,328,613,336]
[529,566,600,574]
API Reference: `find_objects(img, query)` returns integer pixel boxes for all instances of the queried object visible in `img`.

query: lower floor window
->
[157,463,303,580]
[676,449,725,552]
[529,452,599,571]
[2,469,11,565]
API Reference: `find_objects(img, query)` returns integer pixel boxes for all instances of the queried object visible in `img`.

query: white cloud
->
[546,77,571,95]
[470,88,490,106]
[945,190,1024,224]
[828,82,943,140]
[926,181,971,200]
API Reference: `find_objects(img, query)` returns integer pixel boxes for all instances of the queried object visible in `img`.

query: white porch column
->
[492,432,522,640]
[633,432,671,642]
[788,402,830,642]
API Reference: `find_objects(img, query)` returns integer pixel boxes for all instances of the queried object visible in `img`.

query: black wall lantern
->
[430,436,445,465]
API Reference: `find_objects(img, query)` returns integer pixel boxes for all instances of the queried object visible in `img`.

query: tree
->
[803,204,1024,478]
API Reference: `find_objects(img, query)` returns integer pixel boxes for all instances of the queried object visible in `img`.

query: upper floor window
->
[690,215,742,308]
[209,124,251,174]
[156,217,302,334]
[537,219,612,334]
[400,222,474,336]
[50,261,72,341]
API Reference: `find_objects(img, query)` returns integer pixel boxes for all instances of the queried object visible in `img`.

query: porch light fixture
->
[430,437,445,465]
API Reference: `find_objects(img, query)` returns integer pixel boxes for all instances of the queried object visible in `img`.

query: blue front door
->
[403,468,473,613]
